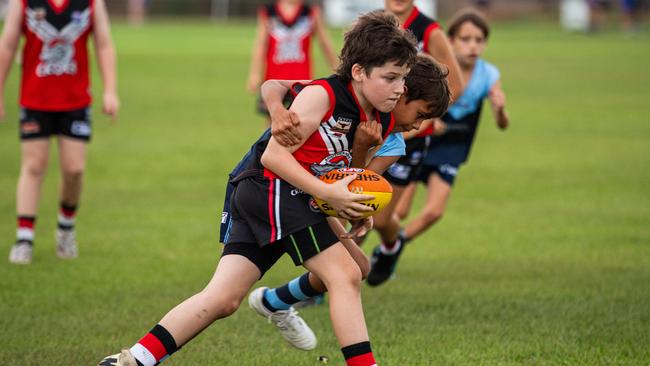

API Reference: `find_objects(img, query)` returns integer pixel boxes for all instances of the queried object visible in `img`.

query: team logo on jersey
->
[309,151,352,176]
[26,7,91,77]
[270,17,312,64]
[71,11,84,23]
[332,117,353,133]
[33,7,46,21]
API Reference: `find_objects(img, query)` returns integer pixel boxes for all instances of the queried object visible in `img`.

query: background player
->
[246,0,337,125]
[369,8,510,286]
[0,0,118,264]
[366,0,466,284]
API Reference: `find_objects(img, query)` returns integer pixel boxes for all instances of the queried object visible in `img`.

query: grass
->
[0,19,649,365]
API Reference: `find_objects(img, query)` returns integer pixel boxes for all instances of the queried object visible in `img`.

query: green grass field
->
[0,20,649,365]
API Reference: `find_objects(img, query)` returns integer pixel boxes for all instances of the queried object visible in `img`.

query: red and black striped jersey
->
[20,0,94,111]
[236,75,395,181]
[261,2,315,81]
[402,6,440,54]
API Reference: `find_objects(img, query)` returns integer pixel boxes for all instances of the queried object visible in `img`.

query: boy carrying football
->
[99,11,418,366]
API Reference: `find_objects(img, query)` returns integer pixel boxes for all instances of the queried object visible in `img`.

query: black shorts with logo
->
[224,174,339,273]
[383,135,430,186]
[19,107,92,141]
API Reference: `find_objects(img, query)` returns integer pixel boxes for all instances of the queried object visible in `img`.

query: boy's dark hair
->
[446,9,490,40]
[337,10,417,84]
[405,54,451,119]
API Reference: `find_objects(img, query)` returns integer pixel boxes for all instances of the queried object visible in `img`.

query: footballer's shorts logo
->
[310,151,352,176]
[308,198,321,213]
[21,121,41,134]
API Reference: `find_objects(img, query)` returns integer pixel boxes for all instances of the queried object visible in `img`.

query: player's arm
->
[363,132,405,174]
[427,28,465,102]
[261,79,310,146]
[246,9,269,94]
[326,217,370,278]
[366,156,399,175]
[312,6,338,70]
[92,0,119,119]
[261,86,373,219]
[0,0,23,120]
[401,118,433,140]
[350,120,383,168]
[488,80,509,130]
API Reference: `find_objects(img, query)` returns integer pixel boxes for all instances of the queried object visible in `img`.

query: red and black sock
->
[58,203,77,231]
[16,215,36,245]
[130,324,179,366]
[342,341,377,366]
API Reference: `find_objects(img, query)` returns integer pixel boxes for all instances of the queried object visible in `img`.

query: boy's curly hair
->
[337,10,417,84]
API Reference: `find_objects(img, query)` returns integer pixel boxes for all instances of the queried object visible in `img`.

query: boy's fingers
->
[351,193,375,203]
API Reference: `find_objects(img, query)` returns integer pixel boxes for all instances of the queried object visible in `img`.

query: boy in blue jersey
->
[368,8,510,286]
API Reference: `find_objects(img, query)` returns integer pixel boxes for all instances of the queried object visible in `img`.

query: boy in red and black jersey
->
[246,0,337,124]
[98,11,416,366]
[0,0,118,264]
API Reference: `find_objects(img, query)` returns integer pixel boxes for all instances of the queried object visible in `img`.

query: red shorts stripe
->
[267,178,276,242]
[139,333,168,361]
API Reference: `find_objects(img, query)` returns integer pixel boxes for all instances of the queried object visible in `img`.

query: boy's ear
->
[351,63,365,82]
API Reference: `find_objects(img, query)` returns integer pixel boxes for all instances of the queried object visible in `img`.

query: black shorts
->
[256,91,294,116]
[19,107,92,141]
[417,163,460,186]
[225,176,339,261]
[383,136,430,186]
[222,221,339,277]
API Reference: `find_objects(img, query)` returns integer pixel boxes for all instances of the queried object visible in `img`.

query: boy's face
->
[392,97,432,132]
[385,0,415,16]
[356,61,409,113]
[450,21,487,69]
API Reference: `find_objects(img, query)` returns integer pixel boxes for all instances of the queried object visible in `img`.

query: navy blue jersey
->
[424,59,500,166]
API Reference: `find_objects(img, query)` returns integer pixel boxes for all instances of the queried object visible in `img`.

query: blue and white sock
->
[262,272,323,312]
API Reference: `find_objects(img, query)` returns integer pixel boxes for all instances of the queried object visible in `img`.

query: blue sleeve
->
[484,61,501,93]
[374,133,405,157]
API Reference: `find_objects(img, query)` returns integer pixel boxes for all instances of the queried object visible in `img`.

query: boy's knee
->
[62,166,85,181]
[23,159,48,178]
[423,208,444,225]
[198,292,243,320]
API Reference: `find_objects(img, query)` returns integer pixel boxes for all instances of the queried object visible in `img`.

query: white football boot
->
[248,286,317,350]
[97,349,138,366]
[55,229,78,259]
[9,241,33,264]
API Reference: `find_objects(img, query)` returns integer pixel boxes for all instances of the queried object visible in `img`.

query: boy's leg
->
[402,172,452,240]
[10,139,50,264]
[394,182,416,221]
[98,253,261,366]
[303,243,377,365]
[56,136,87,259]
